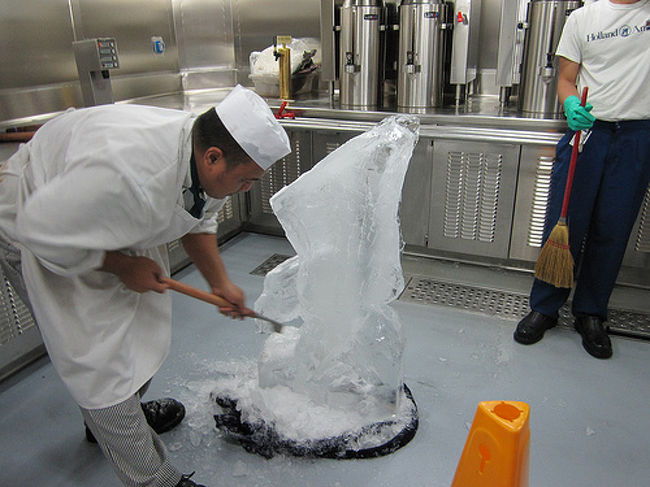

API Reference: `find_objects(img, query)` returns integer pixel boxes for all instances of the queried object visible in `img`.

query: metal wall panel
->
[477,0,502,70]
[232,0,322,84]
[172,0,236,89]
[173,0,234,71]
[0,0,182,122]
[1,0,238,122]
[73,0,179,75]
[428,139,520,258]
[0,0,76,90]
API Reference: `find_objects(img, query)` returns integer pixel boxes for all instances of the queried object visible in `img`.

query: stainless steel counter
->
[126,89,567,133]
[1,88,567,137]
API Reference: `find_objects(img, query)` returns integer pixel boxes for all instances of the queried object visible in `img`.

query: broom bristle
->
[534,222,574,288]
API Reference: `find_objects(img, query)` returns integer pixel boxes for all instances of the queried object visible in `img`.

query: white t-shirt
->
[555,0,650,121]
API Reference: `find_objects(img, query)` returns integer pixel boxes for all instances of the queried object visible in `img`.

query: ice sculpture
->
[212,116,420,458]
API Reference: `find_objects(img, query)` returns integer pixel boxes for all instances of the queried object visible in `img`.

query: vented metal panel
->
[217,196,235,223]
[429,140,519,259]
[443,150,502,243]
[400,276,650,339]
[248,130,314,232]
[249,254,292,276]
[0,272,36,346]
[633,187,650,253]
[260,136,305,215]
[527,154,554,247]
[0,267,43,380]
[510,144,557,262]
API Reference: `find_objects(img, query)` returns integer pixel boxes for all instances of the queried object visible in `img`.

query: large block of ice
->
[254,115,419,426]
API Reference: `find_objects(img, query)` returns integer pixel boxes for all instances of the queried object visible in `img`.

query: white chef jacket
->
[0,104,224,409]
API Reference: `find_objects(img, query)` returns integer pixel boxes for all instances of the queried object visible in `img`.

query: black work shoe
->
[85,397,185,443]
[141,397,186,434]
[575,316,612,359]
[513,311,557,345]
[176,472,207,487]
[85,424,97,443]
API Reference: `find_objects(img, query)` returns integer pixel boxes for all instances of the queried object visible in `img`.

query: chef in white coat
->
[0,85,290,487]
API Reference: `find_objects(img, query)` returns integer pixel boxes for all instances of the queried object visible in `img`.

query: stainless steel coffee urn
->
[397,0,450,110]
[518,0,581,116]
[339,0,384,108]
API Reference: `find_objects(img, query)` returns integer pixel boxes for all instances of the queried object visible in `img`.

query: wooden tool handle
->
[160,276,233,309]
[162,276,283,331]
[0,131,36,143]
[560,86,589,219]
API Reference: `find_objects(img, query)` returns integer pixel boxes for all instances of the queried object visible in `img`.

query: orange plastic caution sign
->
[452,401,530,487]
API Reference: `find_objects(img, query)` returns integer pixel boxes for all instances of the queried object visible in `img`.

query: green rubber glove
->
[564,95,595,131]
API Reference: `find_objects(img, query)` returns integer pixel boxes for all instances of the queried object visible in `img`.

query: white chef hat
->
[215,85,291,170]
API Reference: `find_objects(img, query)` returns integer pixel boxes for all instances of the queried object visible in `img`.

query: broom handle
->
[560,86,589,220]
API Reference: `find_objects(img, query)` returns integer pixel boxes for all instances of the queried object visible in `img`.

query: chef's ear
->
[206,147,224,164]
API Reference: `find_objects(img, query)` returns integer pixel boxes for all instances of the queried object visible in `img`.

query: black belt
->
[593,119,650,131]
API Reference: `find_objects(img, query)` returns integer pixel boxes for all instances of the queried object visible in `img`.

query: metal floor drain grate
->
[250,254,292,276]
[400,276,650,339]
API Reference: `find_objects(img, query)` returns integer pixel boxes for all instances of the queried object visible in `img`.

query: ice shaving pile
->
[211,116,420,458]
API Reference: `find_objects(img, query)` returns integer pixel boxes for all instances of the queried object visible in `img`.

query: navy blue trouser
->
[530,119,650,321]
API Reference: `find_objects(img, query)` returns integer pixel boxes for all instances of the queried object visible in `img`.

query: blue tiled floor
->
[1,232,649,486]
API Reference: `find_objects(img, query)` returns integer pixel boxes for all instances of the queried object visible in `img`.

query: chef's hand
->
[211,281,252,319]
[101,252,168,293]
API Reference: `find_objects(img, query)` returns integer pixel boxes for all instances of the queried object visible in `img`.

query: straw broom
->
[534,87,589,288]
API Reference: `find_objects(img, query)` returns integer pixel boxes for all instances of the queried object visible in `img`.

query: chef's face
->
[198,147,264,199]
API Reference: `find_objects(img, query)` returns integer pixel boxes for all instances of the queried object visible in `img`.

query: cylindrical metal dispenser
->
[397,0,449,109]
[518,0,581,116]
[339,0,383,109]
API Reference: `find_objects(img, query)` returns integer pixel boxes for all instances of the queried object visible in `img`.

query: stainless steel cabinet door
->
[509,144,556,263]
[428,139,520,259]
[311,130,357,167]
[622,187,650,270]
[401,138,433,247]
[512,144,649,286]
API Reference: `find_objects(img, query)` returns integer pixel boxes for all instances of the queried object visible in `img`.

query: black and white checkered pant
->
[1,237,182,487]
[81,382,182,487]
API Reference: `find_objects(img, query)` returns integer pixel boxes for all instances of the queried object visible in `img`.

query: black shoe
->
[176,472,207,487]
[85,397,185,443]
[141,397,186,434]
[513,311,557,345]
[575,316,612,359]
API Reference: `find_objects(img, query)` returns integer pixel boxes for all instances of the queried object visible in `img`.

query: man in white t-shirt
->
[514,0,649,359]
